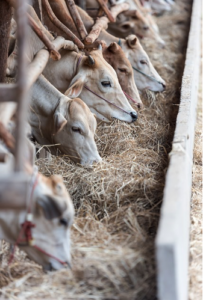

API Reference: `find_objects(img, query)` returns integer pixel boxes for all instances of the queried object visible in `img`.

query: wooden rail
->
[155,1,201,299]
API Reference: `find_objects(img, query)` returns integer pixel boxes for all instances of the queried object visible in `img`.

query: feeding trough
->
[156,0,201,299]
[0,0,201,299]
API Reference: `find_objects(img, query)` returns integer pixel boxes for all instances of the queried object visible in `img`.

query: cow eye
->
[118,68,127,73]
[72,127,82,134]
[60,218,68,226]
[140,60,147,65]
[101,81,111,87]
[143,26,149,31]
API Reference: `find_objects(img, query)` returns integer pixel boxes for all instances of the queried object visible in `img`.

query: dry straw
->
[0,1,193,299]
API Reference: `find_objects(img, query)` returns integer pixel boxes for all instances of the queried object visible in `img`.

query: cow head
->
[150,0,171,15]
[121,35,166,92]
[122,9,165,47]
[102,42,142,108]
[65,49,138,123]
[0,173,74,271]
[52,96,102,165]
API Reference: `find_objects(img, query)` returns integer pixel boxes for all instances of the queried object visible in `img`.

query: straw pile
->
[0,1,192,299]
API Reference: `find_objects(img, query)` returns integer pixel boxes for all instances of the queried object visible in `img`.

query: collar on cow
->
[76,55,132,116]
[132,66,163,84]
[117,39,122,47]
[8,167,68,267]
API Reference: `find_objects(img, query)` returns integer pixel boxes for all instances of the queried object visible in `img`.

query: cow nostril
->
[161,83,166,89]
[66,261,72,270]
[137,103,144,109]
[130,111,138,122]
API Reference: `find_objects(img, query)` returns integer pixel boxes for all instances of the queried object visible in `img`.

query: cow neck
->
[76,55,132,116]
[32,75,62,116]
[99,30,123,47]
[8,167,68,268]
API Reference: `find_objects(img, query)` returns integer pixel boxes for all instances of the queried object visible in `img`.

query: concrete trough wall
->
[155,0,201,300]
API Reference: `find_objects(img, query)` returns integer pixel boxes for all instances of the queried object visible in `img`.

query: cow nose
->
[130,111,138,122]
[92,156,102,164]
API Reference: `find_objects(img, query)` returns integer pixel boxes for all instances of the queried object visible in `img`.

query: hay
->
[0,1,193,299]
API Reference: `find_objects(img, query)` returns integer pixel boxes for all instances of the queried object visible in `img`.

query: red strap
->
[123,90,140,106]
[9,171,67,267]
[33,245,67,265]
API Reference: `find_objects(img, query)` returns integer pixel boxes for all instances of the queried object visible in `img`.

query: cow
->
[7,6,138,123]
[84,0,165,46]
[102,41,142,107]
[41,1,165,92]
[43,47,138,122]
[30,75,102,165]
[141,0,172,15]
[0,130,74,271]
[32,2,142,107]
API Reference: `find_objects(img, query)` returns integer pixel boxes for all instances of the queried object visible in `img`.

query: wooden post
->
[42,0,84,49]
[96,0,115,22]
[65,0,87,40]
[14,0,29,172]
[75,0,86,10]
[0,0,12,83]
[85,2,129,45]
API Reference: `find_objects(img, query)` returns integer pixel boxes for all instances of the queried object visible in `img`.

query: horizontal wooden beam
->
[0,84,18,102]
[0,174,29,209]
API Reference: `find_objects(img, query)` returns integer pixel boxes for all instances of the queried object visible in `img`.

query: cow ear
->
[65,78,84,98]
[53,112,67,135]
[108,42,119,53]
[126,35,138,48]
[37,195,67,220]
